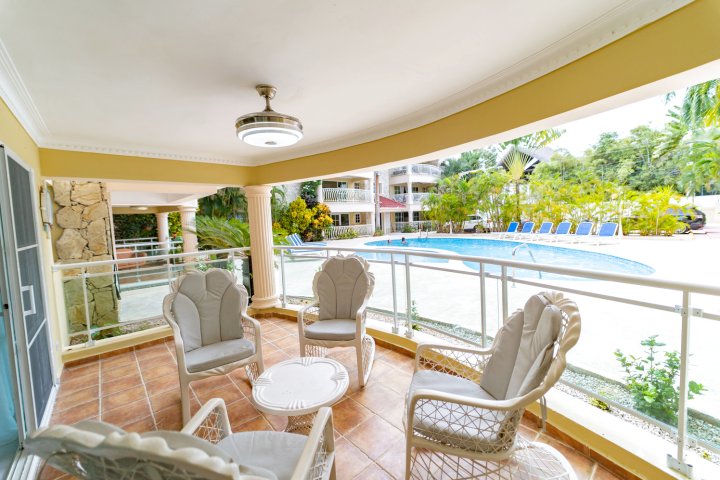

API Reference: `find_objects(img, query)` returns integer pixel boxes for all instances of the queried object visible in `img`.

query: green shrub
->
[336,229,359,240]
[373,228,384,237]
[615,335,704,424]
[401,224,416,233]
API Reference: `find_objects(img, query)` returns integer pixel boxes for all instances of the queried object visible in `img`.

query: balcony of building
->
[389,163,442,186]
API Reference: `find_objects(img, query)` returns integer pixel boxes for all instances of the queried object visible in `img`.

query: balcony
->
[392,192,431,204]
[390,164,441,177]
[327,223,374,239]
[44,241,720,479]
[322,187,374,203]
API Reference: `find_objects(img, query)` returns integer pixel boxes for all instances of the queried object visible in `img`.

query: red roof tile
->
[379,195,406,208]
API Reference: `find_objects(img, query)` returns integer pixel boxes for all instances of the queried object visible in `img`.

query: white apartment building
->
[284,161,441,238]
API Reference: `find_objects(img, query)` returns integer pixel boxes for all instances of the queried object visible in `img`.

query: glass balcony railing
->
[51,243,720,474]
[390,164,441,177]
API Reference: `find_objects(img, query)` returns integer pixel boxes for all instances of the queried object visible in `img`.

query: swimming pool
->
[363,237,655,277]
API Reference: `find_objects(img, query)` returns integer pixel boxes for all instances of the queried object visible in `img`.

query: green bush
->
[401,224,416,233]
[615,335,704,424]
[373,228,384,237]
[336,229,359,240]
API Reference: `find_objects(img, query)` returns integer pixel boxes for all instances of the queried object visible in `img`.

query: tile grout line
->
[133,347,158,429]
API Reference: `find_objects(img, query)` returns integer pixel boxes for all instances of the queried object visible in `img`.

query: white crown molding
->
[0,37,50,143]
[0,0,693,168]
[41,141,252,166]
[249,0,694,166]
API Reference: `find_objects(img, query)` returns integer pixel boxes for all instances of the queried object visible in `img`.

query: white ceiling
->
[0,0,690,167]
[105,181,220,207]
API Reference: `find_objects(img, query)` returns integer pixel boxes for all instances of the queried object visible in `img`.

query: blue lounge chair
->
[285,233,326,256]
[549,221,572,241]
[531,221,554,240]
[591,222,619,245]
[513,221,536,240]
[493,221,519,238]
[568,222,593,243]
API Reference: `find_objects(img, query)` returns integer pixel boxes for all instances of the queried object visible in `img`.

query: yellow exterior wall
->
[0,98,64,375]
[40,148,252,186]
[250,0,720,185]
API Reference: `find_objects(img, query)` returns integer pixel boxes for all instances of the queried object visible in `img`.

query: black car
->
[668,207,706,233]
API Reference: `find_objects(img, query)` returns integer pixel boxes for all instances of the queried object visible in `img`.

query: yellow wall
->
[0,98,64,375]
[40,149,252,186]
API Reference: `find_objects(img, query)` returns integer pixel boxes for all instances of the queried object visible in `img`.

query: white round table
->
[252,356,349,433]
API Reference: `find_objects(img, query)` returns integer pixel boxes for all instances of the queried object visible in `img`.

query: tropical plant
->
[624,187,685,236]
[112,214,157,239]
[279,198,313,235]
[440,149,497,178]
[194,216,250,249]
[198,187,247,219]
[615,335,704,424]
[300,180,321,208]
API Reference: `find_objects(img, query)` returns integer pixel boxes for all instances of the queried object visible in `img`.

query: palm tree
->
[198,187,248,219]
[500,129,564,221]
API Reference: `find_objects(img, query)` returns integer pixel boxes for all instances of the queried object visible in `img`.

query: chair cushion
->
[304,319,356,341]
[315,256,373,321]
[171,269,247,353]
[409,370,507,451]
[218,431,307,480]
[479,309,525,400]
[185,338,255,373]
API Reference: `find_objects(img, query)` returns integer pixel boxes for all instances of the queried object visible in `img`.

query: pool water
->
[363,237,655,277]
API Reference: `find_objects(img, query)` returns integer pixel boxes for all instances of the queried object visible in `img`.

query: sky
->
[548,91,683,156]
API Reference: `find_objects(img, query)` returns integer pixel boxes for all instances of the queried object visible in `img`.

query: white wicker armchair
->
[163,268,264,424]
[404,291,581,479]
[26,398,336,480]
[298,255,375,386]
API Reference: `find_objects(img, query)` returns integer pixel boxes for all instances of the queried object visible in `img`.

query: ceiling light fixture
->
[235,85,303,148]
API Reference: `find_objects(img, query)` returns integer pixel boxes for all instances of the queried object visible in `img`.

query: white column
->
[245,185,280,309]
[317,183,324,203]
[406,179,413,205]
[178,205,198,254]
[155,212,170,253]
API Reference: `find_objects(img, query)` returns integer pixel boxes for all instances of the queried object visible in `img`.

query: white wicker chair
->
[163,268,264,424]
[404,291,581,479]
[298,255,376,386]
[26,398,336,480]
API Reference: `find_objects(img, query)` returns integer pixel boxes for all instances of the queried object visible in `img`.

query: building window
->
[354,182,361,189]
[395,212,409,223]
[355,213,361,223]
[332,214,350,226]
[394,186,402,195]
[413,211,420,222]
[338,181,348,189]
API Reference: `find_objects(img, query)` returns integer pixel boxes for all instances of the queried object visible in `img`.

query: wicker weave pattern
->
[405,291,581,480]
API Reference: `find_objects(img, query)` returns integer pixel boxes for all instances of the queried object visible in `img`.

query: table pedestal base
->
[285,413,318,434]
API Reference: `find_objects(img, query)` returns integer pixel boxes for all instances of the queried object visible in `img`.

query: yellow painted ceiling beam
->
[250,0,720,185]
[39,148,252,186]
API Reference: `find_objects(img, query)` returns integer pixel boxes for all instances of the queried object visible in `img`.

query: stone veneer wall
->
[53,181,119,341]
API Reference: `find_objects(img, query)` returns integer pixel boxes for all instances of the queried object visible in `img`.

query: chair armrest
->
[415,343,493,383]
[241,313,262,350]
[298,301,319,335]
[290,407,335,480]
[162,295,189,374]
[181,398,232,444]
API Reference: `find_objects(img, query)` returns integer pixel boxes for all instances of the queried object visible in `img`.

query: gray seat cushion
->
[185,338,255,373]
[218,431,307,480]
[409,370,507,451]
[304,319,356,341]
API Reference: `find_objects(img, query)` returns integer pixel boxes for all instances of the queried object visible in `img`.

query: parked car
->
[463,214,486,232]
[668,207,706,233]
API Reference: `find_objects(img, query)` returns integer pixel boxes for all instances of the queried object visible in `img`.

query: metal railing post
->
[80,267,94,347]
[280,249,287,308]
[501,266,509,321]
[404,253,413,338]
[165,258,172,291]
[390,253,399,334]
[667,291,694,477]
[479,263,487,347]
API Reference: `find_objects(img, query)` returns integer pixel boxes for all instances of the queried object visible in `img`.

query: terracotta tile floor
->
[44,317,623,480]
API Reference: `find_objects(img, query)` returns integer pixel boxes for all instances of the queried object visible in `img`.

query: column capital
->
[244,185,273,197]
[177,205,197,213]
[155,211,169,218]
